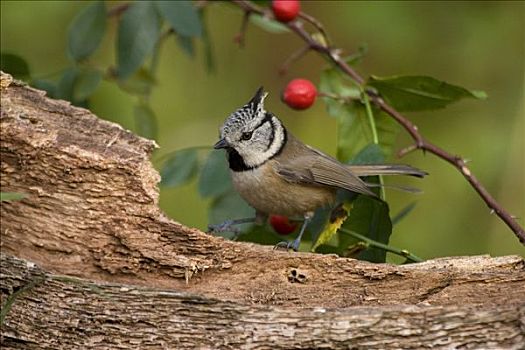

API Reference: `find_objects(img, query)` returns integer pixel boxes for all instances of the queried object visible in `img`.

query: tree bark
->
[1,71,524,349]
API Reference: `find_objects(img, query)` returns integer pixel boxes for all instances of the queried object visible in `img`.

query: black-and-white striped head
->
[214,87,287,171]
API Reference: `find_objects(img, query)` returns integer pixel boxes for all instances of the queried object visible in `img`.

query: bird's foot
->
[208,217,256,240]
[207,220,242,235]
[273,238,300,252]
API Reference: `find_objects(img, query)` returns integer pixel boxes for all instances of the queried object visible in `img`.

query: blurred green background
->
[1,1,523,260]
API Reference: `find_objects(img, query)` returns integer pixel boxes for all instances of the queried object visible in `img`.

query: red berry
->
[282,79,317,110]
[269,215,298,235]
[271,0,301,23]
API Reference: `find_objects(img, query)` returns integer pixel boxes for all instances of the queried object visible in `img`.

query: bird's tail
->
[348,164,427,178]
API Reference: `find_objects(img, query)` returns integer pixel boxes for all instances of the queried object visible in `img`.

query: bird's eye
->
[241,131,253,141]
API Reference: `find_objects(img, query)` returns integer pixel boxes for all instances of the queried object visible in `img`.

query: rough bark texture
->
[1,254,524,350]
[1,71,524,349]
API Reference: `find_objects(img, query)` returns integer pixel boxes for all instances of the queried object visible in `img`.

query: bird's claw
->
[273,239,300,252]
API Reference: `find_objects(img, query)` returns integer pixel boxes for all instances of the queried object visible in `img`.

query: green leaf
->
[117,1,160,79]
[320,69,400,161]
[0,53,30,80]
[336,102,398,164]
[160,148,199,187]
[335,103,370,163]
[341,197,392,263]
[67,0,106,62]
[367,75,487,111]
[373,108,401,159]
[177,35,195,57]
[250,14,290,33]
[198,150,231,198]
[350,144,384,198]
[344,43,368,66]
[319,68,361,102]
[118,67,156,96]
[32,79,56,97]
[320,69,369,162]
[73,68,103,101]
[155,0,202,37]
[208,191,254,239]
[55,67,99,106]
[350,143,385,165]
[200,10,215,73]
[134,104,158,141]
[55,67,80,102]
[311,203,350,252]
[0,192,26,202]
[308,206,334,247]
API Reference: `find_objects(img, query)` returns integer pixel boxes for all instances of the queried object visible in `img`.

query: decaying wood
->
[1,254,524,350]
[1,71,525,348]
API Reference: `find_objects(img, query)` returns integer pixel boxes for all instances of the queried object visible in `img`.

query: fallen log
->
[1,72,524,349]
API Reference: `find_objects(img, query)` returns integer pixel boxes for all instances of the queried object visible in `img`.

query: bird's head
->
[215,87,286,170]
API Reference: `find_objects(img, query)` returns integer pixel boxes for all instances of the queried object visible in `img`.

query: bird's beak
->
[214,138,229,149]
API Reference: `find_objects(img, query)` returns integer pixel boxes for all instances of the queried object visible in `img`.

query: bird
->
[209,87,426,251]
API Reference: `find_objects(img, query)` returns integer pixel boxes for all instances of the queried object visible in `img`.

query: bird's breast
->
[231,161,336,217]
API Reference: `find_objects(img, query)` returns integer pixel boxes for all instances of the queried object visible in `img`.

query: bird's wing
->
[275,155,377,197]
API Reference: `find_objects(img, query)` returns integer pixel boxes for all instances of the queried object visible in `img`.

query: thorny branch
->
[231,0,525,244]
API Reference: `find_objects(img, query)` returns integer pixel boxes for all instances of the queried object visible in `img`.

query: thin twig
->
[278,45,310,76]
[230,0,525,244]
[361,90,386,199]
[317,91,357,104]
[339,228,423,263]
[107,3,129,17]
[298,11,330,45]
[233,8,252,47]
[397,144,419,158]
